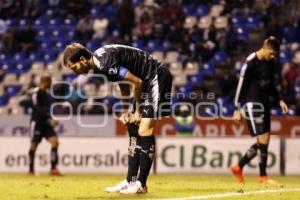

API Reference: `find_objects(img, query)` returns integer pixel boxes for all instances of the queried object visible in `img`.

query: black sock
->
[50,147,58,170]
[239,143,258,169]
[138,135,155,187]
[29,150,35,172]
[126,123,141,183]
[258,143,268,176]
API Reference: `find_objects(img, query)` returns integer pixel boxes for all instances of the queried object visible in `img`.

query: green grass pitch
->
[0,174,300,200]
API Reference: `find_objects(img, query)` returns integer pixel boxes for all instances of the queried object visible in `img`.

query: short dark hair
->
[63,43,92,66]
[264,36,280,52]
[40,74,52,85]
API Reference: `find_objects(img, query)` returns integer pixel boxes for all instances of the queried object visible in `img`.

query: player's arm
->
[118,83,133,124]
[271,68,289,114]
[233,62,252,121]
[123,71,142,123]
[33,92,51,121]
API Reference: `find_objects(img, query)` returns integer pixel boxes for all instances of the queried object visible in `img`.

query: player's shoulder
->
[245,52,256,63]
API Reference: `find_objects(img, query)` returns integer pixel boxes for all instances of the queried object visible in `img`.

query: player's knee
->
[52,140,59,148]
[257,132,270,144]
[30,144,38,151]
[138,127,154,136]
[29,147,37,152]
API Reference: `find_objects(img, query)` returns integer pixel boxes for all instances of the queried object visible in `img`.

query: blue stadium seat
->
[231,15,246,28]
[246,15,260,30]
[280,49,292,64]
[90,6,101,18]
[14,52,27,61]
[192,70,214,85]
[132,39,145,50]
[48,18,61,28]
[104,5,117,20]
[16,62,31,74]
[37,29,52,41]
[132,0,143,6]
[147,40,162,52]
[86,39,103,51]
[294,79,300,93]
[29,51,44,62]
[19,19,30,26]
[271,107,282,116]
[41,40,54,49]
[183,4,196,17]
[162,41,171,51]
[102,96,120,106]
[55,41,68,52]
[6,85,22,97]
[214,51,227,64]
[177,83,193,95]
[63,18,78,29]
[235,26,249,41]
[0,95,9,107]
[44,50,59,63]
[63,73,78,82]
[33,18,47,30]
[0,53,13,62]
[271,0,283,5]
[196,5,209,17]
[203,60,216,73]
[1,61,17,73]
[282,26,297,43]
[220,104,234,116]
[5,18,18,27]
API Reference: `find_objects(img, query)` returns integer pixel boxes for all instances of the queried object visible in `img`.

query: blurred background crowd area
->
[1,0,300,116]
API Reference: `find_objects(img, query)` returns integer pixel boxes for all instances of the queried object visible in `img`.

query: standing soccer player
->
[231,36,288,184]
[63,43,172,194]
[28,75,61,176]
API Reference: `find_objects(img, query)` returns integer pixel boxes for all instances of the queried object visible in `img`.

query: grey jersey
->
[92,44,164,83]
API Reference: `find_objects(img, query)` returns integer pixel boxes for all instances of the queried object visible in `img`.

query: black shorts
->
[243,102,270,137]
[30,121,57,144]
[141,66,173,118]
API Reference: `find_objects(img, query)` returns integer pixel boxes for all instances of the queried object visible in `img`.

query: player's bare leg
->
[48,136,61,176]
[28,143,38,175]
[120,118,156,194]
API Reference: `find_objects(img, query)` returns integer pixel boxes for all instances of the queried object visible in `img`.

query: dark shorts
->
[141,66,173,118]
[30,121,57,144]
[243,102,270,137]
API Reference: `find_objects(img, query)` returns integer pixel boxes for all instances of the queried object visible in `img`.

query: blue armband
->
[118,66,128,80]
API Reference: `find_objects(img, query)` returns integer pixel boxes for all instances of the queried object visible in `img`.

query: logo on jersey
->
[143,109,149,115]
[108,67,118,75]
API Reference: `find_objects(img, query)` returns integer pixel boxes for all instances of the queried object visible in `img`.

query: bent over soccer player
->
[28,75,61,176]
[63,43,172,194]
[231,36,288,184]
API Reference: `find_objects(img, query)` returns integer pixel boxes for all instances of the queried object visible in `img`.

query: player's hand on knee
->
[119,112,130,124]
[49,118,59,126]
[232,110,241,122]
[129,111,141,125]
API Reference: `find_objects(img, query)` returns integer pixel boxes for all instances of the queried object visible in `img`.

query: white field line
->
[148,188,300,200]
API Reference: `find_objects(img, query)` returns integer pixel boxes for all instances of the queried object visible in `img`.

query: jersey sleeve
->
[234,60,253,108]
[94,53,128,82]
[270,64,282,104]
[32,91,51,121]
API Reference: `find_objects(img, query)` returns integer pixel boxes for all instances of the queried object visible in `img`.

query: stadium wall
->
[1,116,300,137]
[1,137,299,175]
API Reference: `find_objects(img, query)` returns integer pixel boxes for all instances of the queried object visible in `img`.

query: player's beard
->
[79,62,90,74]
